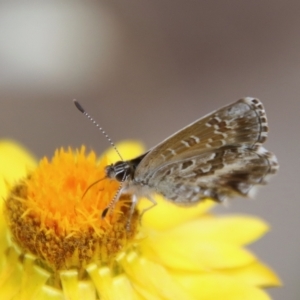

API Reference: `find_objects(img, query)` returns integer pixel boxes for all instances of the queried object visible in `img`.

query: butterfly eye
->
[114,161,128,182]
[105,161,132,182]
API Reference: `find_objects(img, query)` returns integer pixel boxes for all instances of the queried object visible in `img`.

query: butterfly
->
[74,98,278,224]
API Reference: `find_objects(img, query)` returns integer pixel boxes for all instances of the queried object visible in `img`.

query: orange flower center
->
[4,147,138,275]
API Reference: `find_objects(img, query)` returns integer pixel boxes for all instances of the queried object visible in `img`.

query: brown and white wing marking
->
[145,146,278,204]
[134,97,269,182]
[133,97,278,203]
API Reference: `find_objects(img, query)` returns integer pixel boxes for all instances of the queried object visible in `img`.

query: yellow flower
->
[0,140,281,300]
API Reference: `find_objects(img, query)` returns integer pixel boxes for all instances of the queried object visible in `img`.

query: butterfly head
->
[105,161,135,182]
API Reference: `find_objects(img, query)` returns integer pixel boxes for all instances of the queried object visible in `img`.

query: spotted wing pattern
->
[133,97,278,203]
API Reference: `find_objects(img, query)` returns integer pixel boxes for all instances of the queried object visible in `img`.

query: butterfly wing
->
[134,97,278,202]
[145,146,278,203]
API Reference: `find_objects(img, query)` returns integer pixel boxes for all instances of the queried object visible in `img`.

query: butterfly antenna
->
[73,99,123,161]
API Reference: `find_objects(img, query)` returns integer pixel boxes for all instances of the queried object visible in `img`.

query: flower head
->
[0,140,280,299]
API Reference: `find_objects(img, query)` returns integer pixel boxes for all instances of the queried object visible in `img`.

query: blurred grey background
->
[0,2,298,299]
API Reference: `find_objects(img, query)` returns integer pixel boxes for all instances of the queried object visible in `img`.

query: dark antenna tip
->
[72,99,123,161]
[102,207,109,219]
[73,99,85,114]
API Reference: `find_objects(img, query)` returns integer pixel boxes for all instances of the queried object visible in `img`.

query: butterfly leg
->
[138,195,157,226]
[126,194,139,231]
[101,184,123,219]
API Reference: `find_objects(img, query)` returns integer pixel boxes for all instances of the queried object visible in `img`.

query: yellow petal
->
[139,195,216,231]
[121,252,196,300]
[0,246,22,299]
[150,215,269,245]
[78,281,97,300]
[17,254,50,299]
[130,284,161,300]
[174,273,273,300]
[219,261,282,287]
[0,209,9,271]
[35,285,64,300]
[101,140,145,162]
[0,140,37,200]
[86,264,142,300]
[86,264,113,300]
[35,277,98,300]
[141,236,256,271]
[60,270,80,300]
[110,274,142,300]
